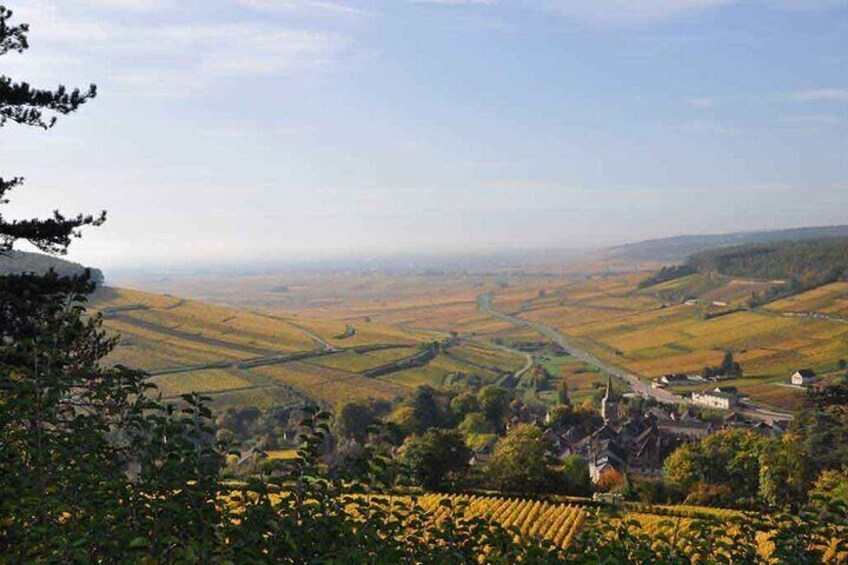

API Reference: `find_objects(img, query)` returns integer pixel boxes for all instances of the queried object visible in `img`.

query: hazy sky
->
[2,0,846,270]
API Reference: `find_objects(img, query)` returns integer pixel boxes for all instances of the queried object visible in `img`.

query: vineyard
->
[409,493,740,553]
[490,272,848,411]
[405,494,846,563]
[415,493,587,550]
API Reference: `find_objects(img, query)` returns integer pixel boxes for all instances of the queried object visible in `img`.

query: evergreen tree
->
[0,7,103,255]
[0,8,221,559]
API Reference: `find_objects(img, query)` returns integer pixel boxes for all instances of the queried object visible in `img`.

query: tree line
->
[639,237,848,305]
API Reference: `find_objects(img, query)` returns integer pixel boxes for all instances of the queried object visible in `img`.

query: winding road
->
[478,292,793,421]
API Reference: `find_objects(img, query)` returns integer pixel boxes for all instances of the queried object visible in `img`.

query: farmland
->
[98,264,848,413]
[385,493,833,562]
[488,274,848,411]
[415,493,587,550]
[91,283,531,408]
[91,286,434,406]
[536,354,608,405]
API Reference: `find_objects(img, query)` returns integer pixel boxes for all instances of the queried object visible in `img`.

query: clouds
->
[411,0,846,27]
[134,24,349,79]
[409,0,497,5]
[237,0,375,16]
[5,1,358,98]
[792,88,848,102]
[533,0,737,26]
[3,0,846,269]
[411,0,740,26]
[686,89,848,110]
[688,97,719,108]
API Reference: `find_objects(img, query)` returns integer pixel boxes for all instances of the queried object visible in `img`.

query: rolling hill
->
[689,236,848,283]
[90,286,528,409]
[608,224,848,262]
[0,250,104,283]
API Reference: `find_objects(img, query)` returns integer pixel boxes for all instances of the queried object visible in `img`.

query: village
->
[462,356,823,490]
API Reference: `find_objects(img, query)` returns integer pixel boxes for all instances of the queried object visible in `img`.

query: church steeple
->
[601,375,617,423]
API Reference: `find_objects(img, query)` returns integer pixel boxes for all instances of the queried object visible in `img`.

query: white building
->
[790,369,817,386]
[691,387,738,410]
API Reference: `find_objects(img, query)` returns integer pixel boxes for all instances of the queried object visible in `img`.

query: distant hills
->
[634,236,848,307]
[689,237,848,282]
[0,250,104,284]
[608,225,848,262]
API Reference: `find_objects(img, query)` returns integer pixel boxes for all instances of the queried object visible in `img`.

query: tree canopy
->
[487,424,555,494]
[0,6,103,256]
[402,429,471,491]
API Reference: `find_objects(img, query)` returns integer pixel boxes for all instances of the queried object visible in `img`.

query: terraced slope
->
[91,287,432,406]
[91,287,527,407]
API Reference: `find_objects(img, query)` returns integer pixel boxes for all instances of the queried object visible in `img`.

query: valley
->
[98,252,848,414]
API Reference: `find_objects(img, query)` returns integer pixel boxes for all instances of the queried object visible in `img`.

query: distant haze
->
[1,0,846,271]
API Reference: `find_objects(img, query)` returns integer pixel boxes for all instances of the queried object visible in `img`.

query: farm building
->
[656,418,712,440]
[790,369,817,386]
[660,374,689,386]
[691,387,739,410]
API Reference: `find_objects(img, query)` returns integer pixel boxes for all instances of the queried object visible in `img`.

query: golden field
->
[493,274,848,411]
[91,278,533,408]
[96,266,848,412]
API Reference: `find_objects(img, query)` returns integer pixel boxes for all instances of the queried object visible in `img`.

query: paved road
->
[478,293,683,404]
[478,293,793,421]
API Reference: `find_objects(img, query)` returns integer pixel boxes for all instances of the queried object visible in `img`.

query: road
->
[254,312,339,352]
[478,293,793,421]
[485,340,534,380]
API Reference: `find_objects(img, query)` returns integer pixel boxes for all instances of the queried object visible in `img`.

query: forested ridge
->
[689,237,848,283]
[638,237,848,305]
[612,225,848,262]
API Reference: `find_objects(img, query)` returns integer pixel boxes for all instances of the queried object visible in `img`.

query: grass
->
[147,369,249,398]
[91,286,440,410]
[305,347,420,373]
[205,385,302,411]
[92,287,319,370]
[265,449,299,460]
[305,316,424,347]
[255,362,408,405]
[767,282,848,317]
[443,342,527,373]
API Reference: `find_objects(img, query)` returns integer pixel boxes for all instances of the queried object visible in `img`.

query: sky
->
[1,0,846,271]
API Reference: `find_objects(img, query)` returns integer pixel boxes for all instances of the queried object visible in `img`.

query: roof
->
[794,369,816,378]
[662,373,689,382]
[723,411,747,423]
[694,388,737,400]
[604,375,615,400]
[657,418,710,430]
